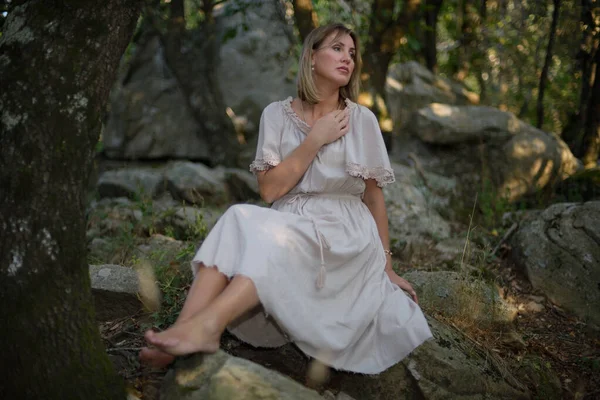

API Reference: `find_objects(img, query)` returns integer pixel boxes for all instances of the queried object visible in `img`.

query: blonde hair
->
[297,23,362,106]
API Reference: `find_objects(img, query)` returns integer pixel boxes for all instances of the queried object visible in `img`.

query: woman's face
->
[312,31,356,88]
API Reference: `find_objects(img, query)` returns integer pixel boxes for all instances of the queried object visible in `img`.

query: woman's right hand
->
[309,109,350,146]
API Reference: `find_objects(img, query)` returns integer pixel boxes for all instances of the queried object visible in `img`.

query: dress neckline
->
[282,96,357,133]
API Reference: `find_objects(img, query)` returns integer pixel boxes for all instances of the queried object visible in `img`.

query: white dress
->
[191,97,432,374]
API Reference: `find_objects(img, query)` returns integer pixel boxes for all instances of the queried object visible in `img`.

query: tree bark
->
[536,0,561,129]
[361,0,422,141]
[169,0,185,33]
[148,0,240,167]
[582,43,600,167]
[423,0,444,73]
[562,0,598,157]
[292,0,318,44]
[0,1,141,398]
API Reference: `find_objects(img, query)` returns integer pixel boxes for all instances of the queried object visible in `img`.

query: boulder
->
[510,201,600,327]
[403,270,516,327]
[338,317,528,399]
[215,0,296,134]
[89,264,142,320]
[227,306,289,348]
[165,206,224,240]
[386,61,478,137]
[406,104,580,201]
[384,163,454,258]
[103,0,295,163]
[214,166,261,202]
[103,36,209,160]
[165,161,228,206]
[516,355,562,400]
[97,168,164,200]
[159,317,529,399]
[160,351,323,400]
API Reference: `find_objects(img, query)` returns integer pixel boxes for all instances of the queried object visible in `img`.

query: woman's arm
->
[257,109,350,203]
[256,135,322,203]
[362,179,418,303]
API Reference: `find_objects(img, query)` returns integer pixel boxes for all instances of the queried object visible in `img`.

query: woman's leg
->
[140,265,228,367]
[176,265,229,322]
[144,274,260,356]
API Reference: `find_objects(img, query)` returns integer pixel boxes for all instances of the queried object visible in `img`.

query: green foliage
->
[478,178,515,229]
[150,257,192,329]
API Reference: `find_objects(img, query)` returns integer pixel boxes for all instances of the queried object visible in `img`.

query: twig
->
[106,347,143,353]
[460,193,478,271]
[491,222,518,256]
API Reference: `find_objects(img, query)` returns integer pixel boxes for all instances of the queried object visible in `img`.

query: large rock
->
[213,166,261,202]
[89,264,142,320]
[165,206,224,240]
[103,36,209,160]
[215,0,296,134]
[103,0,295,163]
[386,61,478,137]
[403,270,516,328]
[97,167,164,200]
[384,162,454,258]
[339,317,527,399]
[510,201,600,327]
[406,104,580,201]
[165,161,228,206]
[160,351,323,400]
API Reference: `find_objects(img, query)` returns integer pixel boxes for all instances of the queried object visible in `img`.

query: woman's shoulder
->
[262,97,293,113]
[346,100,376,123]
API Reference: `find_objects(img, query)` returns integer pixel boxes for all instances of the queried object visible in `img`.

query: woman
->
[141,23,432,374]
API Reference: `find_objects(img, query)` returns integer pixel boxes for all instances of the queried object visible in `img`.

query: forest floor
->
[99,237,600,400]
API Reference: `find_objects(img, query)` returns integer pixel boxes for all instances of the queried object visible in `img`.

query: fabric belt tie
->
[285,192,359,290]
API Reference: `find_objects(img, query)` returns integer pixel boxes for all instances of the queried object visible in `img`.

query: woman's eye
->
[333,46,341,51]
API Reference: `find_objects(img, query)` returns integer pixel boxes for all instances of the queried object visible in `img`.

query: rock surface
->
[160,351,323,400]
[404,270,516,327]
[385,61,478,136]
[406,103,580,201]
[89,264,142,320]
[510,201,600,327]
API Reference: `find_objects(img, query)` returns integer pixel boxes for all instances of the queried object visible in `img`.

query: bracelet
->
[384,249,393,256]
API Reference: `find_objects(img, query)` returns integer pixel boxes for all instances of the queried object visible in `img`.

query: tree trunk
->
[149,0,240,167]
[361,0,422,144]
[562,0,598,157]
[292,0,318,44]
[0,1,141,399]
[169,0,185,33]
[424,0,444,73]
[536,0,561,129]
[582,44,600,167]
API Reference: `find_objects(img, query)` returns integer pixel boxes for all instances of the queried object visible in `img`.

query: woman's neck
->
[311,91,340,118]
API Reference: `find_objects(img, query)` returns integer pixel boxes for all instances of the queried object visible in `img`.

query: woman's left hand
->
[386,267,418,304]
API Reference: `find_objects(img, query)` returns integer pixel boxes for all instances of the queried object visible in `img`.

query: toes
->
[144,329,156,344]
[139,347,175,368]
[145,329,180,348]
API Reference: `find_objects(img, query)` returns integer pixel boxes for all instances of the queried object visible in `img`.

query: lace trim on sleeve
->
[249,152,281,174]
[346,163,396,188]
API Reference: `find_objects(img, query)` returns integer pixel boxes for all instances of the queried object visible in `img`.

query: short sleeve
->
[249,102,283,175]
[345,105,395,187]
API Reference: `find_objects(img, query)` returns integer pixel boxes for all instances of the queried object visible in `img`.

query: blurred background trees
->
[290,0,599,165]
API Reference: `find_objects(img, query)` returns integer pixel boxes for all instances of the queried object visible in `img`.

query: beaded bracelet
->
[384,249,393,256]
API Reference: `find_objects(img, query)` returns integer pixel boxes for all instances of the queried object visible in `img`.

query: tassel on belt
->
[284,192,360,290]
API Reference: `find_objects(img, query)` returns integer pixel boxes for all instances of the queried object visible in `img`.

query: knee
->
[226,204,255,218]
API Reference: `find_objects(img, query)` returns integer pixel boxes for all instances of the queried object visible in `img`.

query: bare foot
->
[139,347,175,368]
[144,314,221,356]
